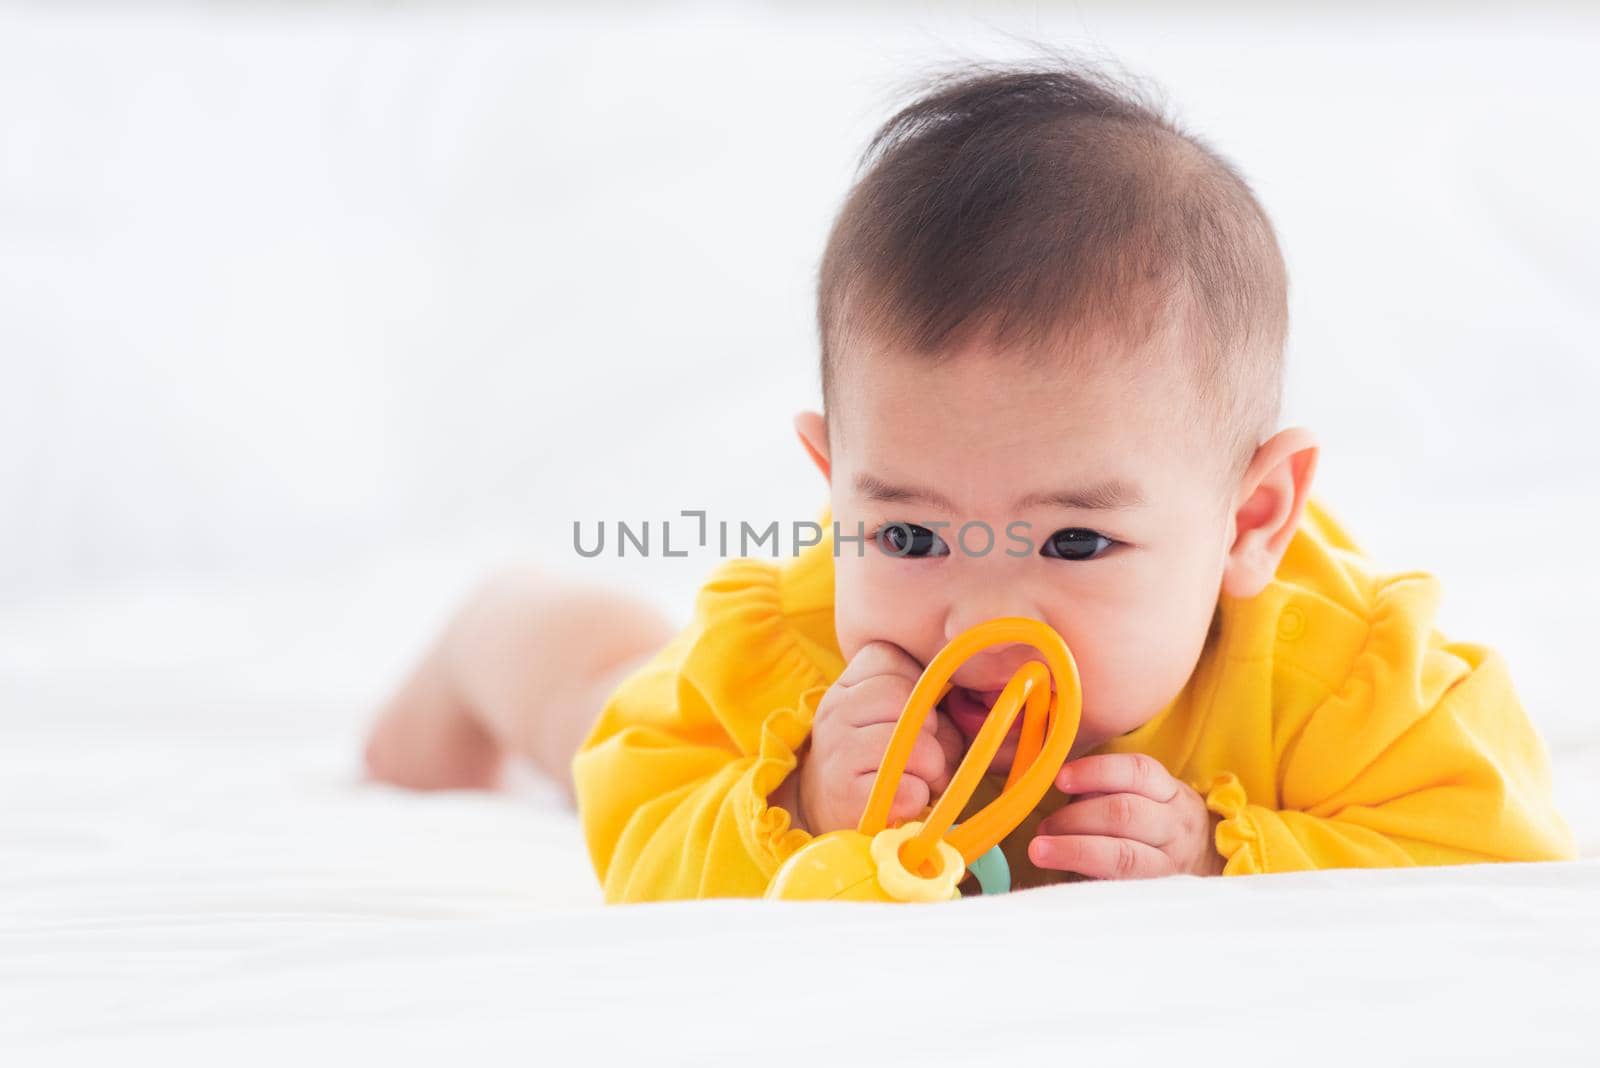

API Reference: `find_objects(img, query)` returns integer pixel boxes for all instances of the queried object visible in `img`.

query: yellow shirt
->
[572,498,1576,902]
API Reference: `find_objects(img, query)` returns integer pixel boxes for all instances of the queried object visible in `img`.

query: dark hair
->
[816,53,1287,483]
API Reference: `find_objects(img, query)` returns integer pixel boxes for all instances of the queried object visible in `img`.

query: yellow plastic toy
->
[765,616,1082,902]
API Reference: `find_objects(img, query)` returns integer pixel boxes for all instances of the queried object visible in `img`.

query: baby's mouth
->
[943,683,1097,783]
[944,686,1021,736]
[965,680,1057,707]
[943,680,1063,742]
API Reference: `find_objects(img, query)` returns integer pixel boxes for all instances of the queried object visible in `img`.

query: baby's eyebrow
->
[854,473,959,511]
[1015,480,1148,512]
[854,473,1147,513]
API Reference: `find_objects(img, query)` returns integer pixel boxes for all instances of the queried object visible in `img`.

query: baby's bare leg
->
[363,567,677,800]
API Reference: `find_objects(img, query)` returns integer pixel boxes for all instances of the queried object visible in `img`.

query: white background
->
[5,6,1599,719]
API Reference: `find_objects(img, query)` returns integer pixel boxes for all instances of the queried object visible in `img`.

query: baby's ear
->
[793,410,831,482]
[1221,427,1319,600]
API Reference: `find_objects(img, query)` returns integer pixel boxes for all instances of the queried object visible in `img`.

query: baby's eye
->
[876,522,950,559]
[1040,528,1114,561]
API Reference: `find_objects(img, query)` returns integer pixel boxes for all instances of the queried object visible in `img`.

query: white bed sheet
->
[3,558,1598,1064]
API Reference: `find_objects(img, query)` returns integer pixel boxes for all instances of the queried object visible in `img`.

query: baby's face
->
[823,335,1237,770]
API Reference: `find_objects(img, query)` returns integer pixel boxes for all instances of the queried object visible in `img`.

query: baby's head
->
[794,59,1319,767]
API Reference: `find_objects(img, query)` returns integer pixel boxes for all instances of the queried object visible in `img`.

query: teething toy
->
[765,617,1082,902]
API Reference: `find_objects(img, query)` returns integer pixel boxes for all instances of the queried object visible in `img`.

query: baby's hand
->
[796,641,964,835]
[1028,753,1224,878]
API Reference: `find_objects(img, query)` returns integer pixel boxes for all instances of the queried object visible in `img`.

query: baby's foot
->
[362,646,503,791]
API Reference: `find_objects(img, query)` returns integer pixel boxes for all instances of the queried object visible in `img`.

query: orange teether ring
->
[766,617,1082,901]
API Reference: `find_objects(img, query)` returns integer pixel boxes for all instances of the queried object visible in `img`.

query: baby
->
[364,59,1576,901]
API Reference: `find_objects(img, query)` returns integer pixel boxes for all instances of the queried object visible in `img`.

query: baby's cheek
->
[1072,646,1175,741]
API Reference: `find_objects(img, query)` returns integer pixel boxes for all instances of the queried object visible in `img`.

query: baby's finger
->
[829,675,918,730]
[856,721,947,789]
[895,686,952,747]
[1037,793,1172,848]
[835,640,925,688]
[932,713,965,789]
[876,772,931,825]
[1028,834,1174,880]
[1055,752,1178,803]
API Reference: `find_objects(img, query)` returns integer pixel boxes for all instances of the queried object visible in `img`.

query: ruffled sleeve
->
[1189,571,1576,876]
[1191,772,1265,876]
[570,554,833,903]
